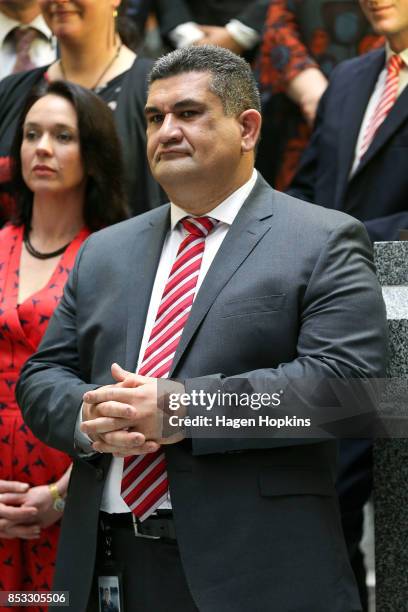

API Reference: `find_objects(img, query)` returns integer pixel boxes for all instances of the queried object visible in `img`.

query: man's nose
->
[36,133,53,156]
[158,114,183,143]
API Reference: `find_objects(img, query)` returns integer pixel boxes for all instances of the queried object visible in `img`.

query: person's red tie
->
[121,216,218,521]
[358,54,404,161]
[11,27,37,73]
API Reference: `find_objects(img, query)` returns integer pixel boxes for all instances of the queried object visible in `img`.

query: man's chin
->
[153,160,197,186]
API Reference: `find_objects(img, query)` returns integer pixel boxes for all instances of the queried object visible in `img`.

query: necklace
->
[59,41,122,90]
[24,230,72,260]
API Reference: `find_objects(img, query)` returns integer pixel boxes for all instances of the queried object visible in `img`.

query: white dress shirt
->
[350,44,408,176]
[98,170,258,513]
[169,20,259,50]
[0,12,56,81]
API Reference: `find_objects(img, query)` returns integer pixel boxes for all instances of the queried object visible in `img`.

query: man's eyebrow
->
[144,105,161,116]
[173,99,205,110]
[144,99,206,115]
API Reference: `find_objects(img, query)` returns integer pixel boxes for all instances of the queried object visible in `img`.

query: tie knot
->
[181,216,218,238]
[12,26,37,49]
[387,54,404,74]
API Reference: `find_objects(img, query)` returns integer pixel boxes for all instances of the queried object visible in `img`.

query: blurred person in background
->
[0,80,128,608]
[0,0,56,80]
[153,0,271,61]
[125,0,151,39]
[0,0,164,228]
[290,0,408,242]
[256,0,383,190]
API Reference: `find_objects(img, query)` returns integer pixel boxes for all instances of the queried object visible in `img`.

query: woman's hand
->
[287,67,328,126]
[21,485,63,529]
[0,479,40,539]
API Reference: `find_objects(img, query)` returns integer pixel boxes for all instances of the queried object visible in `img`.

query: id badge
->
[97,570,124,612]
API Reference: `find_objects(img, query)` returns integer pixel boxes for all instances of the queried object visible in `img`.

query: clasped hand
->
[0,480,62,540]
[81,363,185,457]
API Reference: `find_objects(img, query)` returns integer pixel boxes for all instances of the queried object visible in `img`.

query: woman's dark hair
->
[118,0,143,51]
[10,80,129,231]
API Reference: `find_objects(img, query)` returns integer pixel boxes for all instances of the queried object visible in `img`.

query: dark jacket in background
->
[289,47,408,241]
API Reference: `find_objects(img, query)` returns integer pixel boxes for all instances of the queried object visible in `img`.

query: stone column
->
[373,241,408,611]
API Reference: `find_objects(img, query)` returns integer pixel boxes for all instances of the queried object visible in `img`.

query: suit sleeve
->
[154,0,270,37]
[16,241,99,457]
[234,0,272,34]
[153,0,194,37]
[363,211,408,241]
[185,218,388,455]
[287,84,328,202]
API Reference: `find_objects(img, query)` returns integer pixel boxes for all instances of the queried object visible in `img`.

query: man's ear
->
[238,109,262,153]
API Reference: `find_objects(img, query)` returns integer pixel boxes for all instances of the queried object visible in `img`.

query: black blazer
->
[155,0,270,33]
[155,0,270,59]
[17,177,387,612]
[290,48,408,241]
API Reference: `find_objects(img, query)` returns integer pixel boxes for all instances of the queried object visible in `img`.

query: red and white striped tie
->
[358,54,404,160]
[121,216,218,521]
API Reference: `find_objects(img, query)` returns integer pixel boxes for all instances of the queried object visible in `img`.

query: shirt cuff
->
[225,19,260,50]
[169,22,205,48]
[74,402,97,456]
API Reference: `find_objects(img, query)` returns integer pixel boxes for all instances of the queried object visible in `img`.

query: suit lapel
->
[169,177,274,375]
[354,80,408,176]
[124,207,170,371]
[334,49,385,208]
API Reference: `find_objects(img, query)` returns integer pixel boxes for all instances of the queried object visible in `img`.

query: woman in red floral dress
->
[0,80,128,610]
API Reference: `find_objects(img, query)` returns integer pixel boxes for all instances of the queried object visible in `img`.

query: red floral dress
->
[0,224,90,611]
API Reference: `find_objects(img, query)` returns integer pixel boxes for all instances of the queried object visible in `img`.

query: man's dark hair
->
[148,45,261,115]
[10,80,129,231]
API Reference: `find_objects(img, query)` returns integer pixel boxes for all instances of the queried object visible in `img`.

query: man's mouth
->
[158,150,189,160]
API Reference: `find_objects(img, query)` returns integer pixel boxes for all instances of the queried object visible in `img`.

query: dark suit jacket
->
[17,176,387,612]
[155,0,270,60]
[289,48,408,241]
[155,0,270,34]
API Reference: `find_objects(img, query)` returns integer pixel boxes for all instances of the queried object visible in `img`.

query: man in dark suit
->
[17,46,387,612]
[289,2,408,606]
[154,0,270,59]
[289,0,408,241]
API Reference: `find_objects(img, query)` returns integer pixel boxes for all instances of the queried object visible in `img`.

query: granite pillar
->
[373,241,408,612]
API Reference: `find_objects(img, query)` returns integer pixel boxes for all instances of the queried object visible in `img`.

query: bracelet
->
[48,483,65,512]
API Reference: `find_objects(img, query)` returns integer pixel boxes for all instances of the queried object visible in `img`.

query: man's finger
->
[112,440,161,457]
[81,415,135,436]
[87,400,138,420]
[111,363,150,388]
[92,430,146,453]
[81,401,137,426]
[99,429,151,448]
[83,386,146,405]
